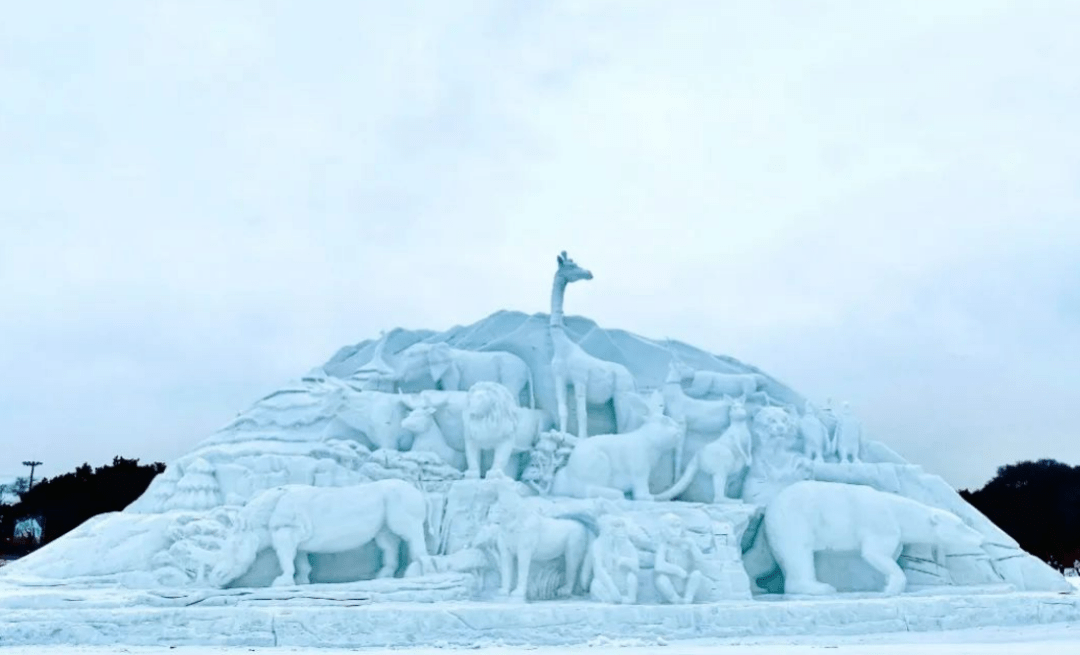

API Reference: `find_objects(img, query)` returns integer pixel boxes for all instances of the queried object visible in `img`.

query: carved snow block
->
[441,479,500,555]
[616,501,754,603]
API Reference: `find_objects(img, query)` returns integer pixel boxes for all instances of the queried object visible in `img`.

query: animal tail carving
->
[579,543,594,593]
[654,453,700,502]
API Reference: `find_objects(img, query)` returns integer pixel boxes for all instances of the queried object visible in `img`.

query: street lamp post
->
[21,461,42,490]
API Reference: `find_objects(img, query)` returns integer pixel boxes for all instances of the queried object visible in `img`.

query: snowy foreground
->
[0,624,1078,655]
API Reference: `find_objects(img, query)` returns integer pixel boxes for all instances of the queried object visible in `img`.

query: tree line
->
[960,458,1080,574]
[1,456,1077,573]
[0,456,164,556]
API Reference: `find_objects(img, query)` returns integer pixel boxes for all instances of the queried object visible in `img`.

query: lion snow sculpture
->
[463,381,524,479]
[210,479,429,588]
[742,480,984,596]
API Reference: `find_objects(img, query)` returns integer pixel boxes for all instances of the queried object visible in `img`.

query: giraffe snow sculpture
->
[549,251,636,440]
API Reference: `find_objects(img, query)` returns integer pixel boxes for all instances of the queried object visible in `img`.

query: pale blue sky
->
[1,1,1078,489]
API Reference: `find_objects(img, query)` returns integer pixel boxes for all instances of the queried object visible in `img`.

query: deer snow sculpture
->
[549,251,636,440]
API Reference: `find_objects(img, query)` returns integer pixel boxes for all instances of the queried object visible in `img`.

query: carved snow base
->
[0,588,1076,647]
[439,478,758,602]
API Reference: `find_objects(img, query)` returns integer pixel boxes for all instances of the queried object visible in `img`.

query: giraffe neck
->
[550,274,567,327]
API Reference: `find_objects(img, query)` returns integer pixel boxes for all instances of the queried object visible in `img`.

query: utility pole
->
[21,461,42,490]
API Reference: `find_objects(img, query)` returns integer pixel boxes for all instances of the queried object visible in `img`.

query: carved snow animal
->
[487,474,593,601]
[405,390,469,451]
[669,359,767,399]
[548,251,637,439]
[551,391,686,501]
[462,382,533,478]
[210,479,429,588]
[799,401,831,462]
[329,389,409,451]
[742,480,984,596]
[656,397,753,502]
[403,388,551,476]
[394,342,535,407]
[662,361,734,434]
[400,395,466,470]
[833,401,863,463]
[588,515,642,604]
[661,360,736,471]
[653,513,707,604]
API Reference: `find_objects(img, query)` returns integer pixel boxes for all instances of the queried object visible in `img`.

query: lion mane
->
[463,381,520,445]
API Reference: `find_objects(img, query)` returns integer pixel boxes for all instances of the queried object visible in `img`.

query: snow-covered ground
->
[0,624,1077,654]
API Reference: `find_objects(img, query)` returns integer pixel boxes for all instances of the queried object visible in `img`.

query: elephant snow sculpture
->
[210,479,429,588]
[742,480,984,596]
[394,343,535,408]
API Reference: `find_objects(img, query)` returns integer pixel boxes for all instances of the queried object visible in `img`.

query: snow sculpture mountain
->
[1,251,1070,613]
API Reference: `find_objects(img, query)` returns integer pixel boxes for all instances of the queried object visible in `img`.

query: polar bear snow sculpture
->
[742,480,984,596]
[210,479,429,588]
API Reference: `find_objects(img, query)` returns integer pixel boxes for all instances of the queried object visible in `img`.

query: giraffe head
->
[556,250,593,283]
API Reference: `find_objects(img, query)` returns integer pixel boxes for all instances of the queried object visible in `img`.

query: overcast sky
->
[2,1,1078,490]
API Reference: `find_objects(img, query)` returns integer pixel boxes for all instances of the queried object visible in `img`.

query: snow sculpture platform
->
[0,585,1077,648]
[1,251,1073,648]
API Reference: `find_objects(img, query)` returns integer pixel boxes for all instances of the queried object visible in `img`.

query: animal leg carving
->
[295,553,312,584]
[631,478,653,502]
[386,516,423,566]
[861,542,907,595]
[574,385,589,440]
[491,440,514,480]
[271,528,302,587]
[774,537,833,595]
[374,530,401,578]
[464,440,482,479]
[554,377,569,435]
[560,535,586,597]
[711,473,730,503]
[498,542,514,596]
[513,545,534,600]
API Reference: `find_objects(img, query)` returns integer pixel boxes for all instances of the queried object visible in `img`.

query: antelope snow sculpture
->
[400,394,466,469]
[549,251,636,439]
